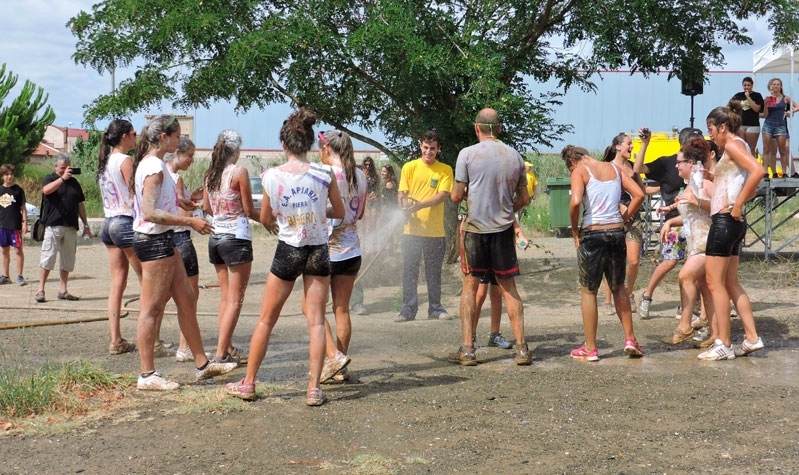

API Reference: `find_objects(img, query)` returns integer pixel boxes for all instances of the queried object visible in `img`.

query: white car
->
[26,203,40,221]
[249,175,263,217]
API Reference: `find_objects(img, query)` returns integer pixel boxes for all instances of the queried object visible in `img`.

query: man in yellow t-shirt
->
[396,130,454,322]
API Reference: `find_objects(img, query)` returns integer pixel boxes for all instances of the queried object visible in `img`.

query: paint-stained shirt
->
[263,162,333,247]
[328,166,367,261]
[455,141,526,234]
[398,158,453,237]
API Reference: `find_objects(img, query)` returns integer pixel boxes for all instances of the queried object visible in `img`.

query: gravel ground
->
[1,232,799,474]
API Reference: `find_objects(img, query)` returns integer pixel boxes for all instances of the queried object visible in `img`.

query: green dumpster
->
[546,177,573,236]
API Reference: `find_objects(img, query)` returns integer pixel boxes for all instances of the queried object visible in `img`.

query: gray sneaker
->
[320,351,351,383]
[0,275,10,285]
[734,337,764,357]
[639,294,652,318]
[16,275,26,286]
[428,310,453,320]
[138,371,180,391]
[629,293,637,314]
[487,332,514,349]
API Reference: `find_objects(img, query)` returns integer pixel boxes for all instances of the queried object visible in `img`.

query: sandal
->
[57,291,80,301]
[109,339,136,355]
[305,387,326,406]
[34,291,45,303]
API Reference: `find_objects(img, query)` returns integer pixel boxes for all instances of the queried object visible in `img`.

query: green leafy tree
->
[69,130,102,178]
[68,0,799,258]
[0,64,56,171]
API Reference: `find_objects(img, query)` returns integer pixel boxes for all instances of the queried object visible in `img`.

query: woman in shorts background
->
[318,129,366,383]
[731,76,764,157]
[97,119,141,356]
[600,131,646,315]
[761,78,793,174]
[132,114,236,390]
[699,103,766,360]
[225,109,344,405]
[164,137,204,362]
[202,129,259,366]
[563,145,645,362]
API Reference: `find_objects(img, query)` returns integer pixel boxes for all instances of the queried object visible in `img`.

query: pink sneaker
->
[623,339,644,357]
[571,344,599,362]
[225,379,256,401]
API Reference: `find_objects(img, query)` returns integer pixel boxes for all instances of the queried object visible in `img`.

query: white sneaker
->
[734,337,764,357]
[138,371,180,390]
[697,339,736,361]
[174,348,211,362]
[195,359,239,381]
[629,293,637,314]
[639,294,652,318]
[320,351,351,383]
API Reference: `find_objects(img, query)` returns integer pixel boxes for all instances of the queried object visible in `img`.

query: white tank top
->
[711,137,749,215]
[100,152,134,218]
[133,156,179,235]
[581,163,623,228]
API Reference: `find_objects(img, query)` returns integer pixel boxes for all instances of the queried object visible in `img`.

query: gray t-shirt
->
[455,141,526,234]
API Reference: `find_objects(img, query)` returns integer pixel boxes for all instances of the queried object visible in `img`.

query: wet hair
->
[706,101,743,135]
[382,163,397,186]
[681,137,710,165]
[602,132,627,162]
[419,130,440,146]
[131,115,180,192]
[742,76,754,86]
[0,164,15,176]
[205,130,243,193]
[475,109,501,136]
[321,130,357,193]
[707,139,720,162]
[279,108,317,155]
[97,119,134,181]
[164,136,196,163]
[678,127,704,146]
[561,145,589,169]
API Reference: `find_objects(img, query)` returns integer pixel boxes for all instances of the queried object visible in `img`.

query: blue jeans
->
[400,235,446,318]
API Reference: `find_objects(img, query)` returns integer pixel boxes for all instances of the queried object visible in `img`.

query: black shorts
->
[479,269,498,286]
[705,213,745,257]
[577,227,626,292]
[330,255,362,276]
[463,226,519,279]
[172,230,199,277]
[132,230,175,263]
[208,233,254,267]
[270,240,330,281]
[101,215,135,248]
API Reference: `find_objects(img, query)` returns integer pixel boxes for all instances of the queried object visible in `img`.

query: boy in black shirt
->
[0,164,28,285]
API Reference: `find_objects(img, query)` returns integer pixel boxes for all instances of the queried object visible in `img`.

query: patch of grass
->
[0,360,127,419]
[350,454,400,475]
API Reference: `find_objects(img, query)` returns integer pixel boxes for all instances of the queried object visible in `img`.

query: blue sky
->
[1,0,786,152]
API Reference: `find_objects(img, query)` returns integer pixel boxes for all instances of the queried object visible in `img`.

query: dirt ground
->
[2,228,799,474]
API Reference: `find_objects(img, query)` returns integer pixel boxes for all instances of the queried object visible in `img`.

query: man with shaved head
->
[451,108,531,366]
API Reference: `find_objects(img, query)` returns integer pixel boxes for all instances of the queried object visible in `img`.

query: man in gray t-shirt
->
[450,108,531,366]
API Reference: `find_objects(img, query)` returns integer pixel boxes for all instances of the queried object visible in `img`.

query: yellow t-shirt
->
[398,158,453,237]
[526,170,538,198]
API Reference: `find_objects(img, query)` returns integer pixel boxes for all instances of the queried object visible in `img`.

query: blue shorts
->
[0,228,22,248]
[762,122,788,137]
[270,241,330,281]
[101,216,135,248]
[172,230,199,277]
[208,233,253,267]
[132,231,175,263]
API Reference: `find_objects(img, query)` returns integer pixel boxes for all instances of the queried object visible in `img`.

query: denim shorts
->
[330,255,362,276]
[132,230,175,263]
[172,230,199,277]
[208,233,253,267]
[101,215,135,248]
[705,213,745,257]
[577,227,626,292]
[270,240,330,281]
[762,121,788,137]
